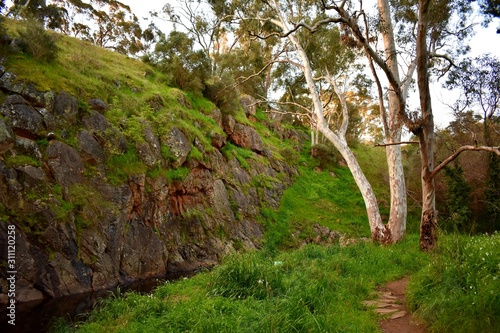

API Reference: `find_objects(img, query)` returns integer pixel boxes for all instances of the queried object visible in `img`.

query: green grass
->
[5,19,164,103]
[260,162,372,253]
[407,232,500,332]
[53,236,426,333]
[4,154,42,168]
[221,142,254,170]
[105,148,148,185]
[353,144,421,234]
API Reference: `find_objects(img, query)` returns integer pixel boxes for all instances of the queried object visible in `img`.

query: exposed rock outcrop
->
[0,68,303,304]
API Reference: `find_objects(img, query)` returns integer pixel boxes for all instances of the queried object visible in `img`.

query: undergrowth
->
[407,232,500,332]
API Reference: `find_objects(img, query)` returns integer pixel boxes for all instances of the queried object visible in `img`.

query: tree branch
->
[431,146,500,179]
[263,108,312,121]
[375,141,419,147]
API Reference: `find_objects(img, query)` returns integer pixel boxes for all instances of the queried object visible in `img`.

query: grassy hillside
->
[4,19,165,105]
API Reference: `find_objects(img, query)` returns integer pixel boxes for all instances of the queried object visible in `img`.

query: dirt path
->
[363,277,426,333]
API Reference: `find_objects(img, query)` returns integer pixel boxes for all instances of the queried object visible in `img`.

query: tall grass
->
[53,237,425,333]
[406,232,500,332]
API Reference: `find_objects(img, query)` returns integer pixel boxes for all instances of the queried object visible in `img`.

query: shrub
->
[17,19,59,62]
[208,252,285,300]
[203,75,240,115]
[311,143,341,170]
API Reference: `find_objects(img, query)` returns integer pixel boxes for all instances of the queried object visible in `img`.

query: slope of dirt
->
[364,277,426,333]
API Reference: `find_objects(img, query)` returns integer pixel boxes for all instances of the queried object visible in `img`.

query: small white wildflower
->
[258,279,264,284]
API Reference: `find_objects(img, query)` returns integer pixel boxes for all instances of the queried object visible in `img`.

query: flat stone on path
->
[363,277,426,333]
[375,307,400,314]
[390,311,408,320]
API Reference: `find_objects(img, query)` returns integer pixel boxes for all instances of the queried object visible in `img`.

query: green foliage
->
[165,167,190,183]
[67,184,114,230]
[57,237,425,333]
[208,252,285,300]
[188,146,204,162]
[203,76,240,115]
[4,18,162,102]
[106,149,147,185]
[153,31,210,94]
[260,157,374,255]
[407,233,500,332]
[443,164,473,233]
[16,18,59,62]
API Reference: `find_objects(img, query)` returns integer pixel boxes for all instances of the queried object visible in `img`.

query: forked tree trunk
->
[270,0,405,243]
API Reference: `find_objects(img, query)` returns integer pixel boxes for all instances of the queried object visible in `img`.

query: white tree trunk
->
[378,0,407,242]
[386,142,407,240]
[321,130,388,240]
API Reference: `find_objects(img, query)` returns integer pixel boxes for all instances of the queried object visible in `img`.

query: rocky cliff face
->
[0,67,307,304]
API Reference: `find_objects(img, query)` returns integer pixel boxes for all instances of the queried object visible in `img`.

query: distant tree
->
[153,30,210,94]
[8,0,67,28]
[156,0,278,111]
[88,3,143,55]
[158,0,233,76]
[446,54,500,140]
[8,0,145,56]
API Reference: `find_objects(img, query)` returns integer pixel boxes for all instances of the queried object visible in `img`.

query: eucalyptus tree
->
[155,0,280,113]
[214,0,412,243]
[446,54,500,145]
[321,0,500,249]
[212,0,405,242]
[478,0,500,32]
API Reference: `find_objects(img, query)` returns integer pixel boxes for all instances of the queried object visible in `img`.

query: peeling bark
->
[420,209,437,251]
[372,224,393,244]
